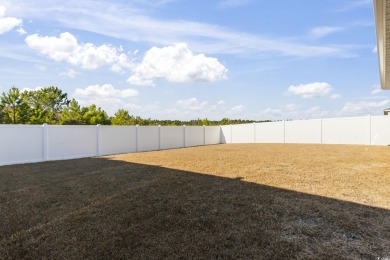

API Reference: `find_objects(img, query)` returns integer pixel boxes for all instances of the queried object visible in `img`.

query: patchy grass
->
[0,144,389,259]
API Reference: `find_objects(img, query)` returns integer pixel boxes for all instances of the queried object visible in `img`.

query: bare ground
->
[0,144,389,259]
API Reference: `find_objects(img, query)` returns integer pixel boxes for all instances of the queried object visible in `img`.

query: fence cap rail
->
[0,124,43,128]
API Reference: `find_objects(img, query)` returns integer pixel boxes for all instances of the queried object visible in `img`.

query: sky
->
[0,0,388,120]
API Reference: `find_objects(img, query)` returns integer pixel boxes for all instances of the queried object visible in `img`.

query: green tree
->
[220,118,231,125]
[24,101,45,124]
[193,118,210,126]
[61,99,83,125]
[22,86,70,124]
[111,109,137,125]
[81,104,110,125]
[0,87,29,124]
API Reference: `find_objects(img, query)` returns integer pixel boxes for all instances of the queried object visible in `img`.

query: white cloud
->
[372,46,377,53]
[25,32,134,71]
[127,43,228,86]
[77,97,143,117]
[303,106,330,118]
[0,5,23,34]
[176,97,208,111]
[258,108,283,118]
[340,100,389,116]
[330,94,342,99]
[74,84,139,99]
[73,84,140,116]
[371,88,382,95]
[229,105,245,114]
[258,99,390,120]
[17,27,26,35]
[123,103,143,111]
[258,106,304,120]
[126,77,154,87]
[60,68,77,78]
[310,26,344,38]
[258,105,331,120]
[287,82,333,99]
[169,97,228,119]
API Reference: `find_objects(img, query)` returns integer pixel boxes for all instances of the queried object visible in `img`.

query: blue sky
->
[0,0,388,120]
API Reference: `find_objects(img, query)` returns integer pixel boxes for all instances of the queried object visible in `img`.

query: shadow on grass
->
[0,157,389,259]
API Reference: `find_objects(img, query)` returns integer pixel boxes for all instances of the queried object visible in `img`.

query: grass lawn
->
[0,144,389,259]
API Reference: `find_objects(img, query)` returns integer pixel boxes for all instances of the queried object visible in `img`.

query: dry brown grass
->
[0,144,389,259]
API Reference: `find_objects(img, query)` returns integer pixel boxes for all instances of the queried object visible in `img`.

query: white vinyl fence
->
[0,124,221,166]
[221,115,390,146]
[1,115,389,167]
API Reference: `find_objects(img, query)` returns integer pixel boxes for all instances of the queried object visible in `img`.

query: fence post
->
[203,125,206,146]
[42,123,48,161]
[136,124,139,152]
[183,125,186,147]
[96,124,101,156]
[158,125,161,150]
[283,120,286,144]
[219,125,222,144]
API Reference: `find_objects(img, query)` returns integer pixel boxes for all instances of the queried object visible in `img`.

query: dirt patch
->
[0,144,389,258]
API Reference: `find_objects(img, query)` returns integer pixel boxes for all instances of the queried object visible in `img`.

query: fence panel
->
[100,126,136,155]
[220,125,231,144]
[231,123,254,143]
[255,121,285,143]
[371,116,390,146]
[137,126,159,152]
[205,126,221,145]
[285,119,321,144]
[47,125,97,160]
[160,126,185,150]
[185,126,204,147]
[0,125,43,166]
[322,117,370,145]
[2,116,390,167]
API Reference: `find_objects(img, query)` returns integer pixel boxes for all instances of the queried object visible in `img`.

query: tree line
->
[0,86,268,126]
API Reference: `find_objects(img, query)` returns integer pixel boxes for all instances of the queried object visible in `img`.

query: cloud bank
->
[287,82,333,99]
[25,32,134,71]
[127,43,228,86]
[0,5,23,34]
[74,84,139,99]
